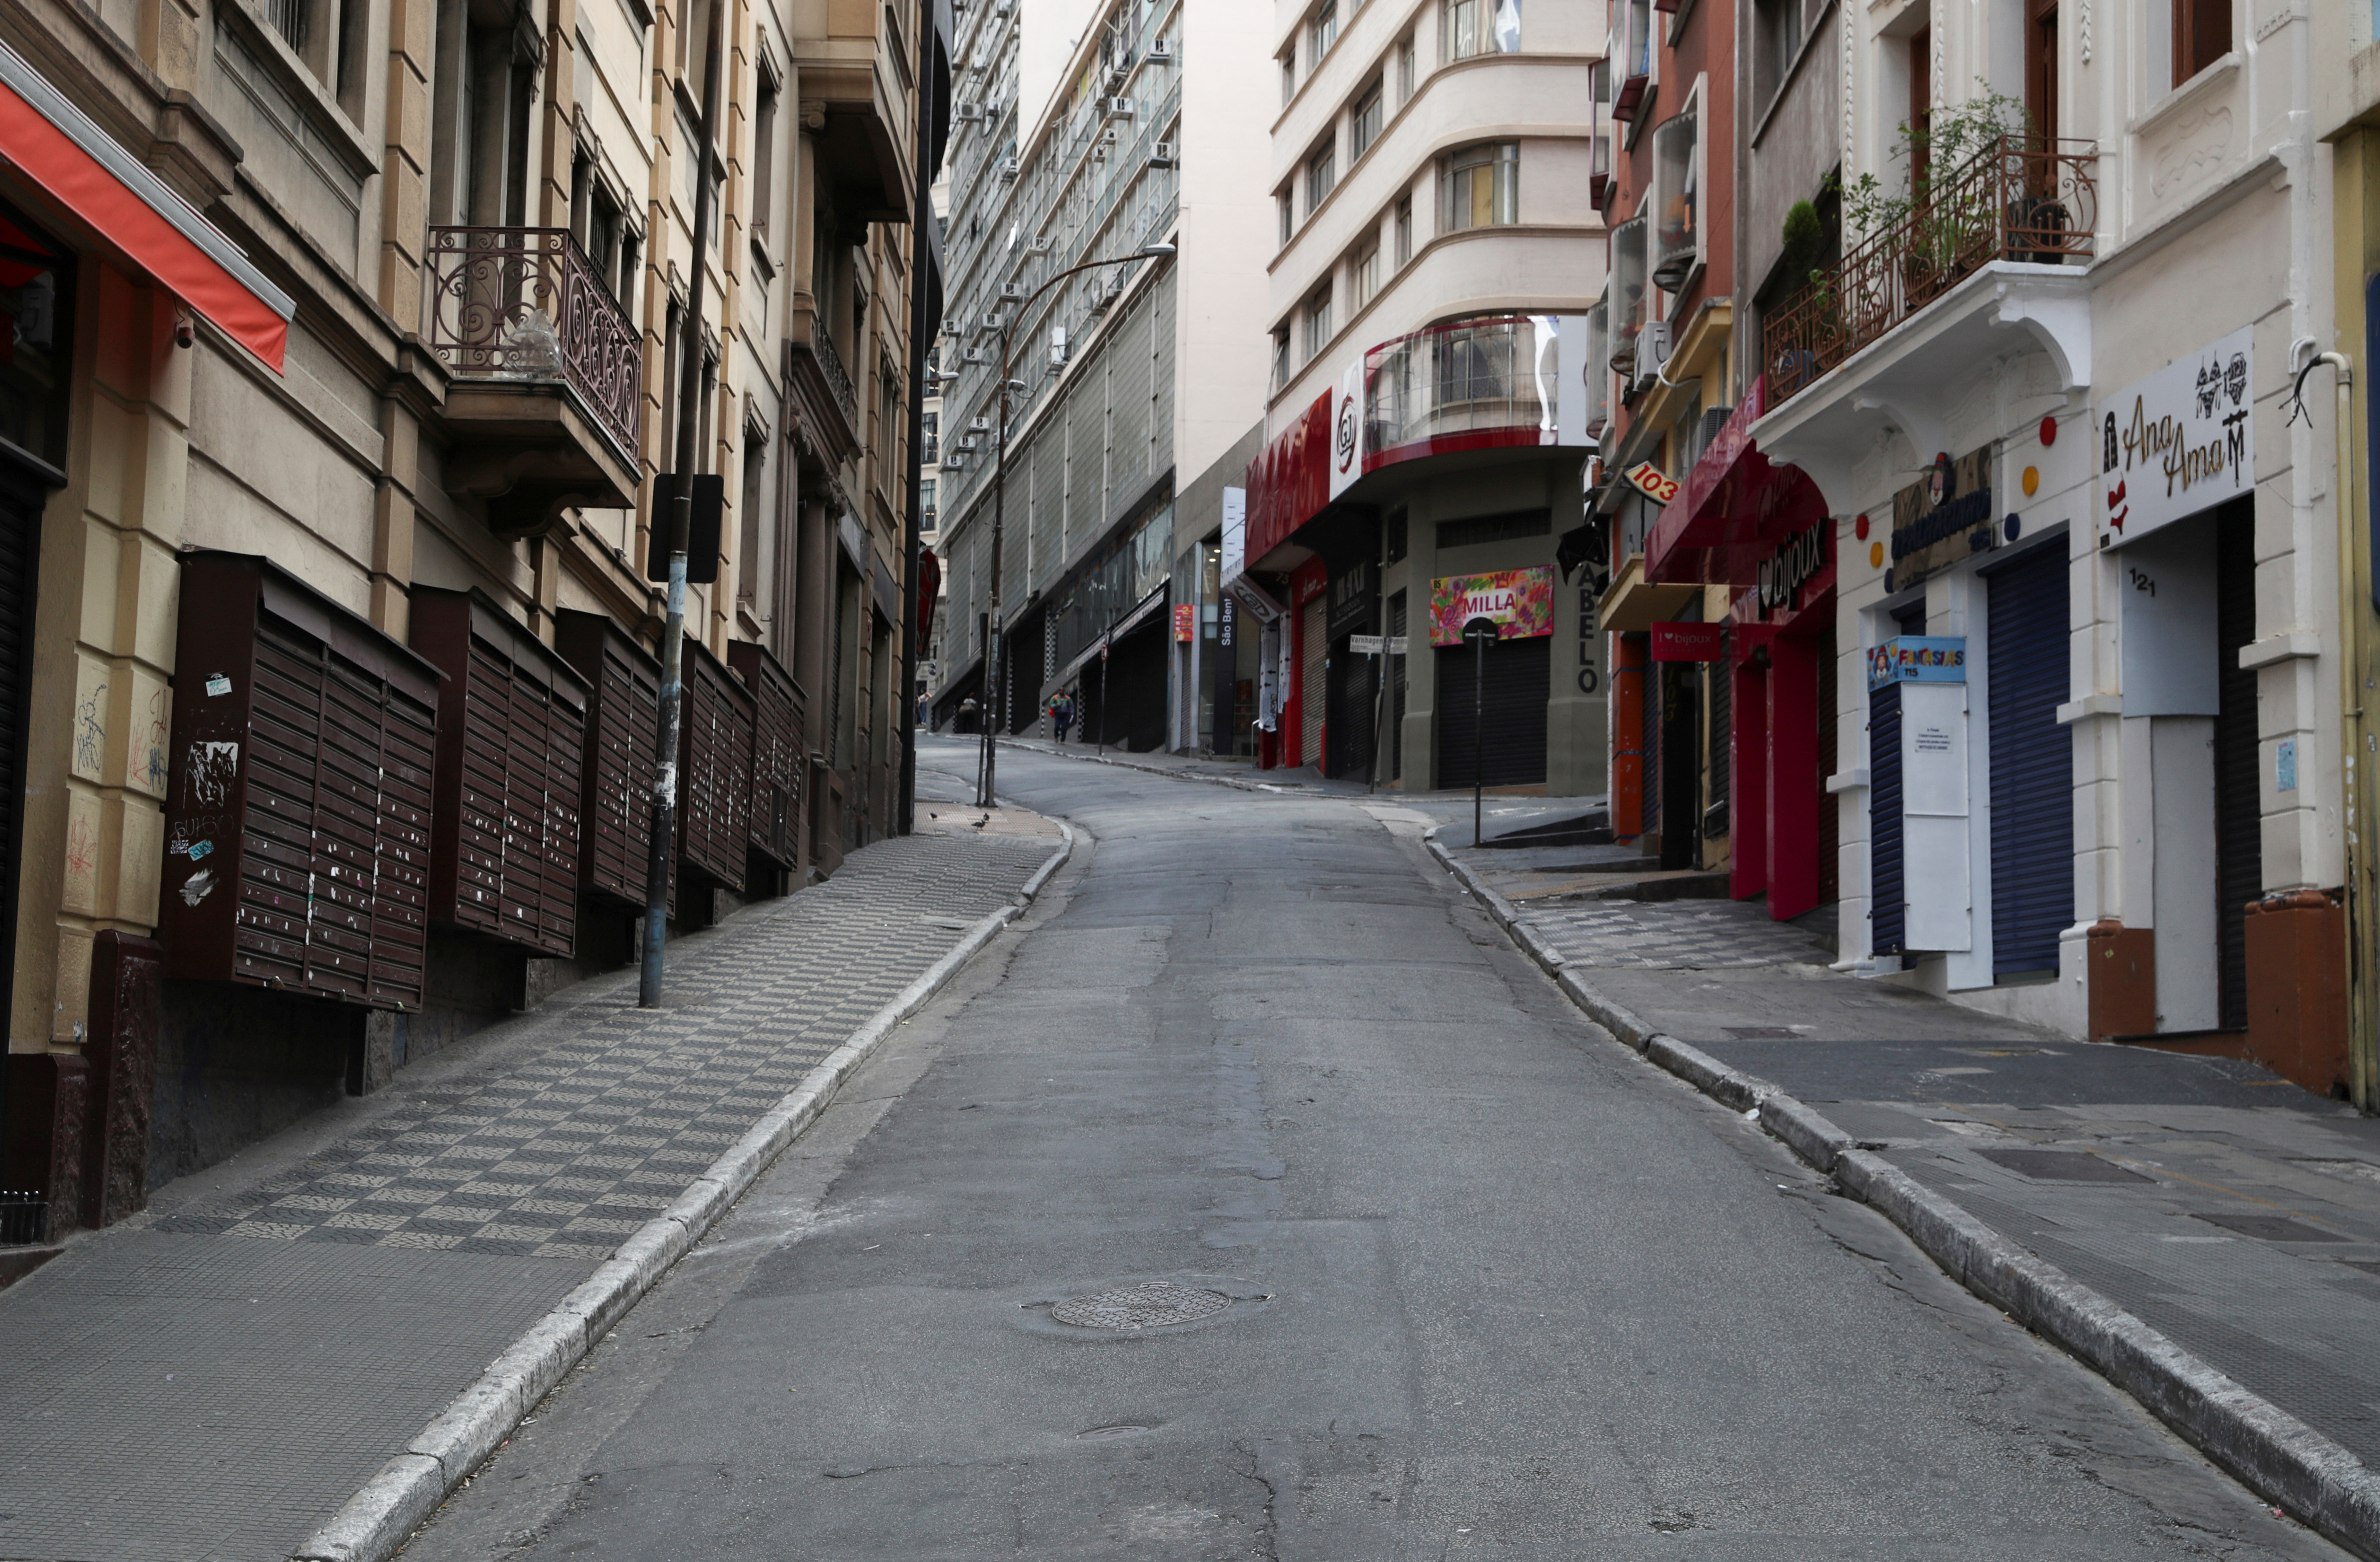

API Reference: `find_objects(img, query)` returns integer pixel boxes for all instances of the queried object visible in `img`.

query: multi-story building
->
[1239,0,1604,791]
[928,0,1270,754]
[1606,0,2353,1094]
[0,0,945,1229]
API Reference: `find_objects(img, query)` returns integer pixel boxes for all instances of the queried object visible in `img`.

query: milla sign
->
[2100,324,2253,544]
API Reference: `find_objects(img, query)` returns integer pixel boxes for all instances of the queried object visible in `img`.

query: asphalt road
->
[399,738,2344,1561]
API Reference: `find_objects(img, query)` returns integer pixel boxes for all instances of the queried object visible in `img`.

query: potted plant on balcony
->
[1842,86,2034,299]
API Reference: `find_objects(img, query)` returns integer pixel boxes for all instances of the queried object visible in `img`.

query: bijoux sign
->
[1756,519,1829,615]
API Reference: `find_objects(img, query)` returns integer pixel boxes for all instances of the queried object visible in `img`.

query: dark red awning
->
[1645,376,1827,585]
[0,42,292,370]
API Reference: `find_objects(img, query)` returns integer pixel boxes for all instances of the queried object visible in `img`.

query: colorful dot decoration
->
[2022,465,2039,496]
[1868,541,1885,569]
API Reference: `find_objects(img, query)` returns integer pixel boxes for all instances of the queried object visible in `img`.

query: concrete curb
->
[1422,828,2380,1561]
[289,822,1078,1562]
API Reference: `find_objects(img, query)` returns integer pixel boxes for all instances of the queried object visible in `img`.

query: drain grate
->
[2192,1211,2346,1242]
[1051,1281,1232,1330]
[1978,1149,2152,1184]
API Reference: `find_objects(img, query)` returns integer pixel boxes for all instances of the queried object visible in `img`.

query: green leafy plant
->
[1839,83,2034,266]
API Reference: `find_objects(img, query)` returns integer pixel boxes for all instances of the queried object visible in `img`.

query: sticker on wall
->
[180,868,217,907]
[2277,737,2297,794]
[205,673,232,697]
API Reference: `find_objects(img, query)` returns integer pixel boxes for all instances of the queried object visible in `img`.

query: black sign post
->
[1464,615,1499,846]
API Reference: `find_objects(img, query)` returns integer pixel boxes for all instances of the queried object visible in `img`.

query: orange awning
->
[0,42,292,371]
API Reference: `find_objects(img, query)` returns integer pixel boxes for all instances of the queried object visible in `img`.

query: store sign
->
[1624,461,1681,505]
[1651,621,1724,662]
[1865,635,1968,692]
[2100,325,2253,544]
[1172,603,1194,642]
[1428,566,1555,645]
[1890,446,1995,588]
[1755,520,1830,615]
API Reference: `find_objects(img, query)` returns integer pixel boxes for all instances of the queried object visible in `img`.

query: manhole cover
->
[1978,1149,2152,1184]
[2193,1211,2345,1242]
[1051,1281,1232,1330]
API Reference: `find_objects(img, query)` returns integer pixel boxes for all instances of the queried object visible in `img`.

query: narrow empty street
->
[397,741,2339,1561]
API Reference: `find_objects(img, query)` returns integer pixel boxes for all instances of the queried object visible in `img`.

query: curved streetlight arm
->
[976,243,1175,807]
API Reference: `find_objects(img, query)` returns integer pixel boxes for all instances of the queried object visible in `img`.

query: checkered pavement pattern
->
[1527,898,1832,970]
[131,832,1057,1261]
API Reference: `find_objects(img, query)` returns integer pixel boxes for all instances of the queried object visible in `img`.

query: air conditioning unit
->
[957,433,981,451]
[1149,140,1176,169]
[979,313,1004,333]
[954,101,981,122]
[1105,97,1135,118]
[1088,288,1115,317]
[996,156,1020,181]
[962,347,989,364]
[1098,127,1120,147]
[991,0,1011,14]
[939,321,962,338]
[1636,319,1673,384]
[969,417,992,432]
[944,454,965,470]
[1028,236,1054,253]
[1049,325,1069,368]
[1147,37,1172,61]
[1000,281,1027,300]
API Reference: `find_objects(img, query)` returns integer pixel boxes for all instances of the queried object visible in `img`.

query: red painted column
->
[1731,652,1768,903]
[1612,633,1647,837]
[1765,630,1822,921]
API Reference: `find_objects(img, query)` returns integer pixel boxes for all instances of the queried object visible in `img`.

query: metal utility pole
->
[898,0,942,837]
[639,0,723,1009]
[2307,350,2375,1106]
[975,239,1175,807]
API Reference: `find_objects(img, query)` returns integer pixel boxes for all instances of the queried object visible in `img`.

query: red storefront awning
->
[1644,377,1827,584]
[0,41,293,370]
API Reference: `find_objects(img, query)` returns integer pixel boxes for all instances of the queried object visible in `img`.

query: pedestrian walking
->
[1053,691,1075,744]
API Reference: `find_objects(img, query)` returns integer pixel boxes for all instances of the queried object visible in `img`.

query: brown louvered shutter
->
[676,637,754,891]
[555,610,663,906]
[410,591,589,959]
[159,553,442,1011]
[727,640,805,870]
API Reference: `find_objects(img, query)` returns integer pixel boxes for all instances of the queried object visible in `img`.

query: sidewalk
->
[1437,831,2380,1531]
[0,815,1064,1562]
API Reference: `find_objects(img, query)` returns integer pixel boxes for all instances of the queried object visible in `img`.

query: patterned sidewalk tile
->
[1528,898,1833,970]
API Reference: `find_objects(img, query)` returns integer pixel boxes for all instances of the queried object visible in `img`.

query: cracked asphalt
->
[397,739,2348,1560]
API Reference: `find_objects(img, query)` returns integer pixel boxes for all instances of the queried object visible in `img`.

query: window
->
[1394,194,1413,264]
[1444,0,1518,60]
[1650,108,1698,289]
[1443,141,1518,230]
[1304,284,1333,361]
[1313,0,1339,58]
[2026,0,2059,144]
[921,478,938,532]
[1754,0,1806,114]
[922,409,939,464]
[1281,51,1297,104]
[1272,328,1292,391]
[1352,241,1381,309]
[2173,0,2229,86]
[1609,211,1646,371]
[739,430,766,605]
[1351,81,1384,160]
[1397,34,1416,99]
[752,69,780,241]
[1279,190,1295,246]
[1308,141,1338,210]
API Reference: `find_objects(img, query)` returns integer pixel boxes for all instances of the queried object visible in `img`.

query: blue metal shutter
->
[1985,540,2073,978]
[1869,603,1926,957]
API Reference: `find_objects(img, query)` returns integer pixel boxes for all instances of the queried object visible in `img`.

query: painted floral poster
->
[1428,567,1555,645]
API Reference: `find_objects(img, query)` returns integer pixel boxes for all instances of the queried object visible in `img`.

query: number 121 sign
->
[1624,461,1681,506]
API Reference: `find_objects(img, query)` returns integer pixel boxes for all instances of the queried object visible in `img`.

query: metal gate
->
[2213,496,2261,1027]
[1984,541,2072,978]
[1299,593,1325,768]
[1434,635,1549,789]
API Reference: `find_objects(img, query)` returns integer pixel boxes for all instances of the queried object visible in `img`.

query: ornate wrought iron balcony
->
[424,226,643,463]
[1765,136,2097,408]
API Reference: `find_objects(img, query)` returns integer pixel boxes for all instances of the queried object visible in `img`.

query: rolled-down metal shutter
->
[1299,594,1326,766]
[1984,541,2072,978]
[2213,497,2261,1027]
[1869,681,1905,956]
[1326,638,1375,780]
[1435,635,1550,789]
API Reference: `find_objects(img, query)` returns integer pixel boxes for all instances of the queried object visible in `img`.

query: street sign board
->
[1348,634,1409,656]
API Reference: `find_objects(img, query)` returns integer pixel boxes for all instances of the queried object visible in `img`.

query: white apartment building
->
[928,0,1272,750]
[1238,0,1605,792]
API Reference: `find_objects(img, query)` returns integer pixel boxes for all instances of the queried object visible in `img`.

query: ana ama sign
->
[2100,325,2253,544]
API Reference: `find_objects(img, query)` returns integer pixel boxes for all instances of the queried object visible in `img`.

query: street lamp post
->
[976,241,1175,809]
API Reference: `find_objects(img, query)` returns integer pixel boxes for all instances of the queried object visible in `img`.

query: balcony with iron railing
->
[1763,136,2097,408]
[424,226,643,535]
